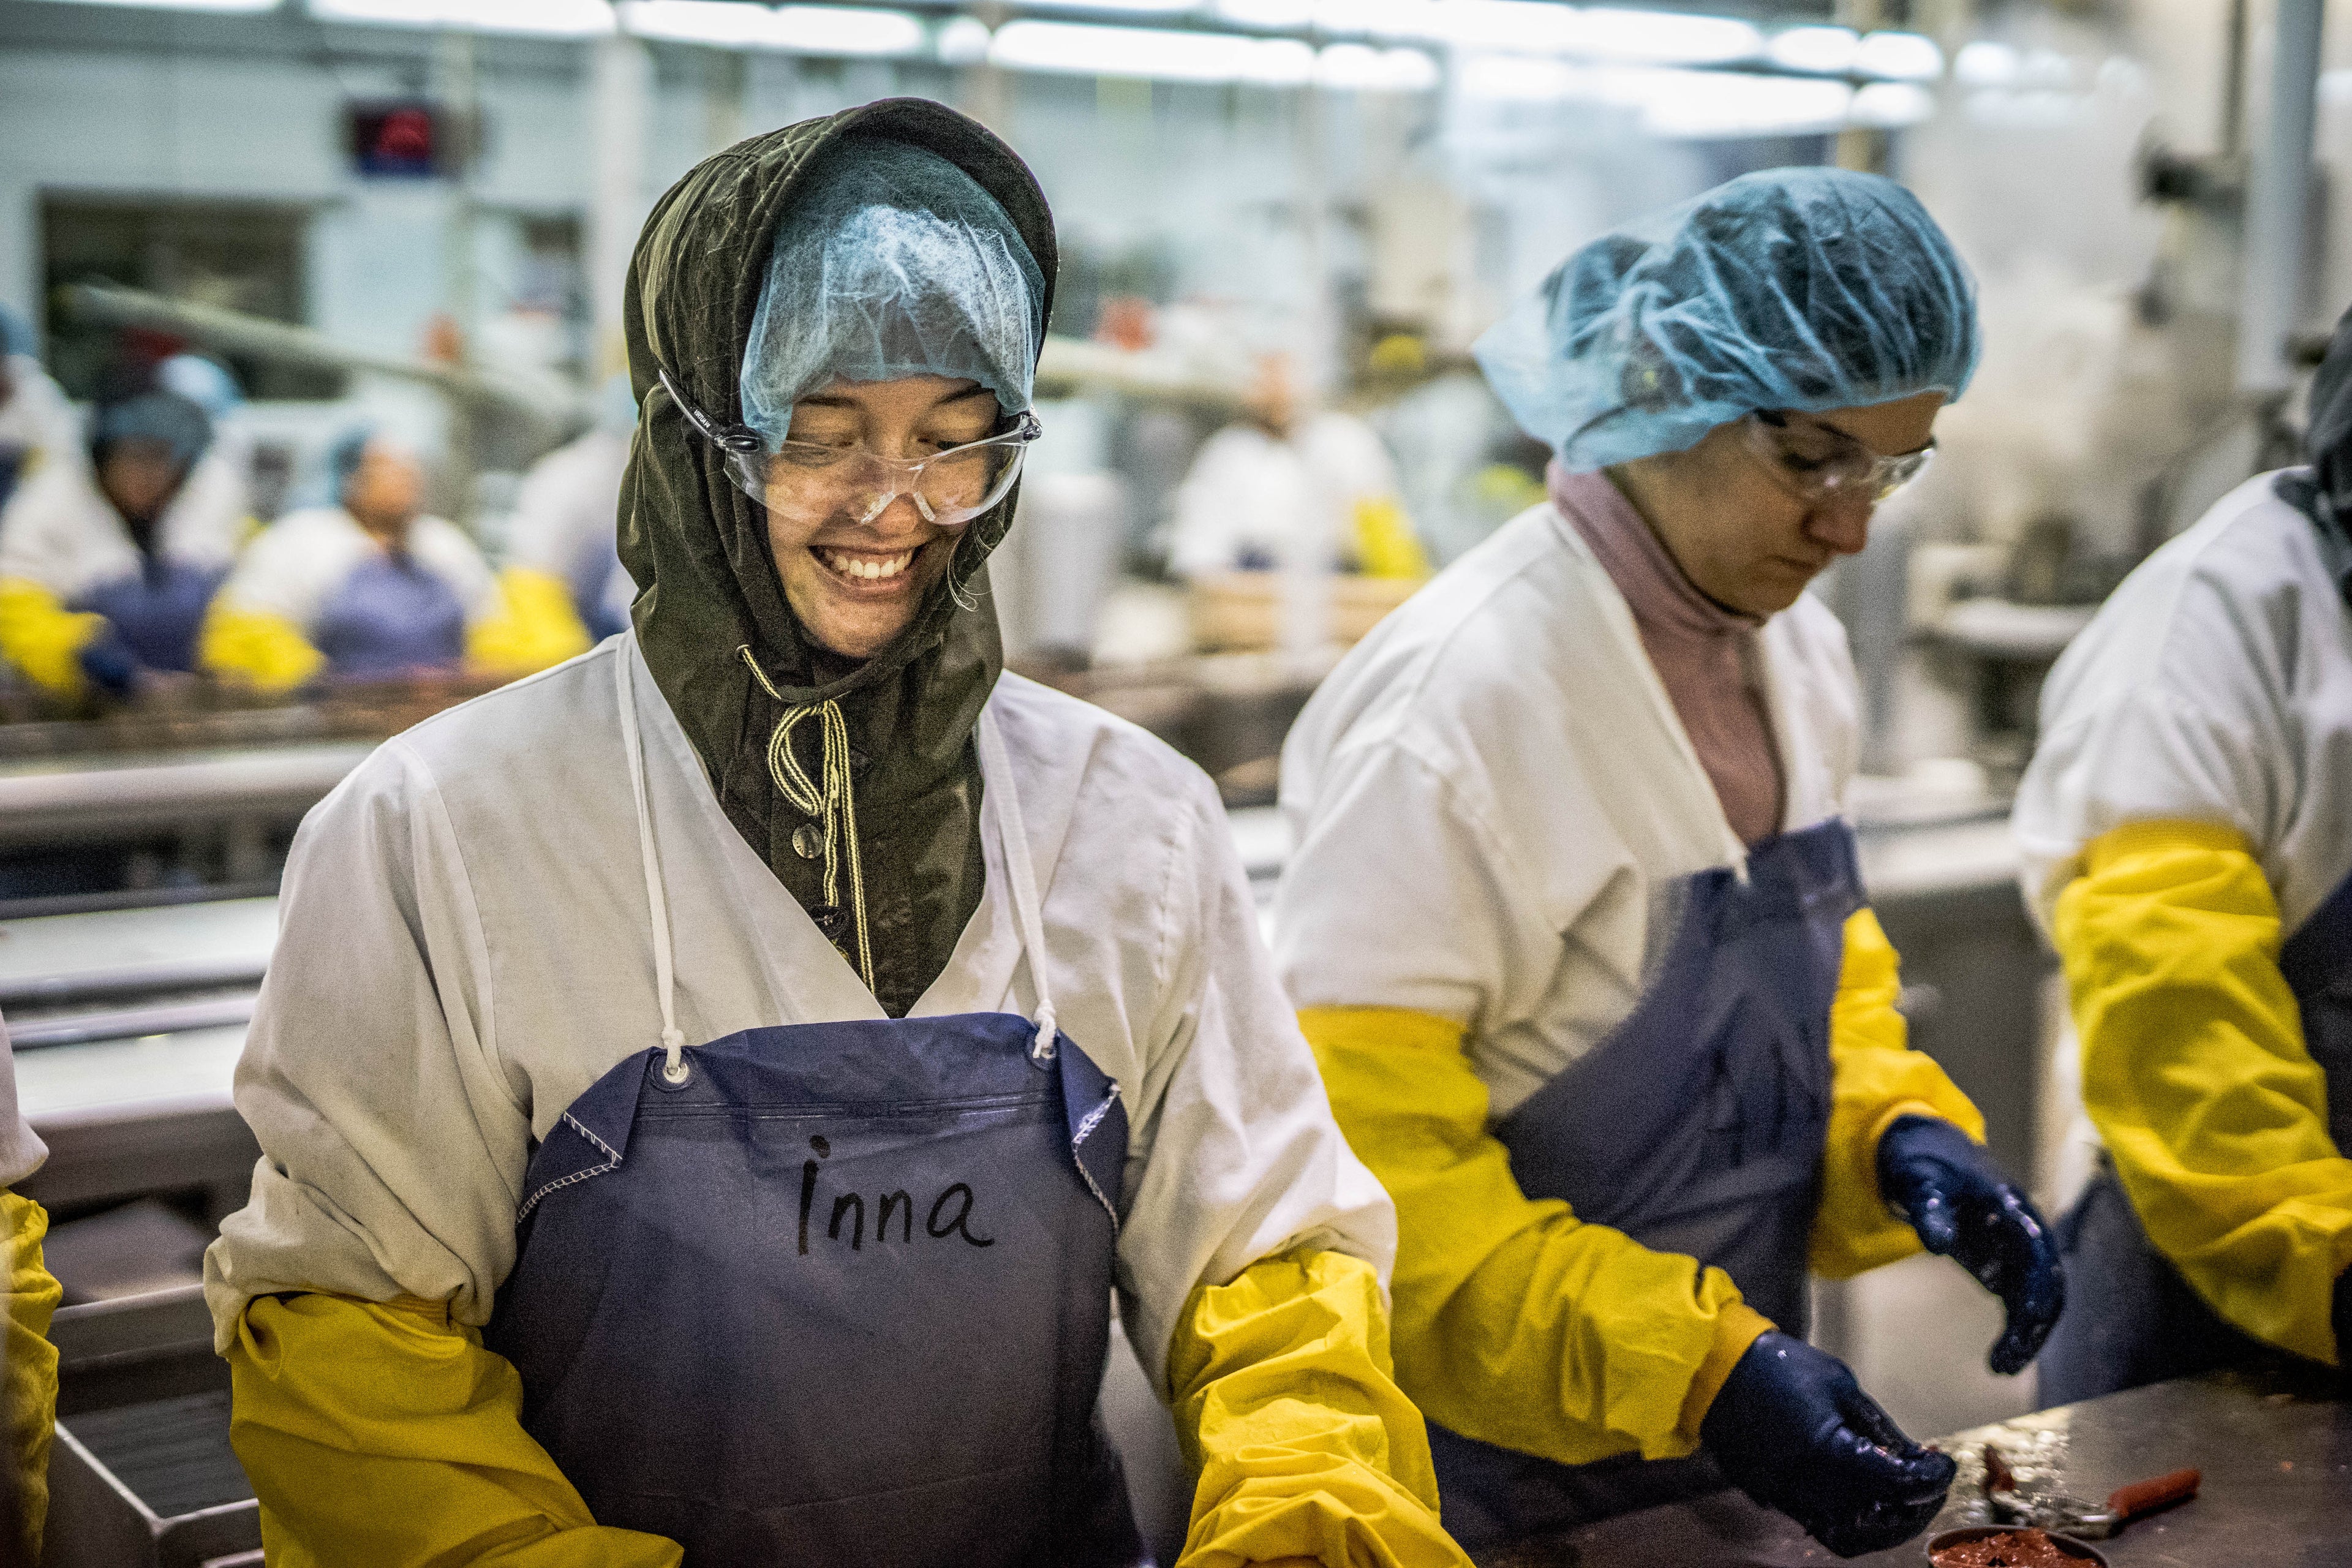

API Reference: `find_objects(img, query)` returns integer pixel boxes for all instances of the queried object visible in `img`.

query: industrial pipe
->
[2236,0,2325,393]
[58,281,584,436]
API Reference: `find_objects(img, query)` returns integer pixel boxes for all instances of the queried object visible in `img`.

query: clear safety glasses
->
[1742,410,1936,505]
[660,367,1042,531]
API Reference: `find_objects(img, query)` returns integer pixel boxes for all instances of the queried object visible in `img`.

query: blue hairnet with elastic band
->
[739,135,1045,449]
[89,390,212,473]
[1475,167,1981,472]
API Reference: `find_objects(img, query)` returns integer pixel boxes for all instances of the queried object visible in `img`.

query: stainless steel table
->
[1474,1362,2350,1566]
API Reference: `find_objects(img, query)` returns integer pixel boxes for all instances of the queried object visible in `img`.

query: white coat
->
[0,1016,42,1190]
[0,356,78,481]
[203,636,1395,1384]
[1274,500,1859,1116]
[212,505,500,636]
[2014,473,2352,933]
[0,450,248,601]
[1168,412,1404,579]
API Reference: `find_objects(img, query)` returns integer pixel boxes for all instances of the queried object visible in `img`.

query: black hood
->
[617,99,1057,1014]
[2277,303,2352,567]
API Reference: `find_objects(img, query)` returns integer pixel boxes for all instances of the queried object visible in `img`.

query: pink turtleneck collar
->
[1549,462,1786,846]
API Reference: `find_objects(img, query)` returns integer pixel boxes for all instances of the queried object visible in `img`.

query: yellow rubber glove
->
[2055,820,2352,1365]
[227,1292,683,1568]
[1169,1248,1468,1568]
[0,576,102,698]
[4,1191,61,1564]
[467,567,593,679]
[1811,908,1988,1279]
[199,605,326,696]
[1299,1008,1770,1469]
[1350,498,1430,582]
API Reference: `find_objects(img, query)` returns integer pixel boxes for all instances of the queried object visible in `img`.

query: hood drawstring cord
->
[739,646,876,994]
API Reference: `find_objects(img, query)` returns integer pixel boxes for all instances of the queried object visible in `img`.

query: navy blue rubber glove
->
[1877,1114,2065,1375]
[76,631,140,698]
[1700,1330,1954,1556]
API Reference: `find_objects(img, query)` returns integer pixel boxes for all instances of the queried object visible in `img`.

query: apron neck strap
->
[978,707,1058,1064]
[616,645,690,1084]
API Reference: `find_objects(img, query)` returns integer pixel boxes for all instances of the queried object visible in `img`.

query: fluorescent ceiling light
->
[937,12,992,60]
[1315,40,1438,89]
[1855,30,1942,80]
[1311,0,1433,40]
[1017,0,1201,13]
[992,18,1312,80]
[1215,0,1313,28]
[774,4,925,53]
[1461,55,1857,138]
[622,0,790,44]
[1627,67,1849,135]
[1952,39,2015,86]
[33,0,279,12]
[1455,51,1576,98]
[620,0,923,51]
[310,0,616,32]
[1567,8,1758,66]
[1313,0,1578,51]
[1766,24,1856,74]
[1416,0,1584,51]
[1850,80,1934,126]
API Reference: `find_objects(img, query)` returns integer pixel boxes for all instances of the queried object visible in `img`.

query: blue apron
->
[2040,860,2352,1404]
[312,551,467,678]
[72,557,230,673]
[483,655,1147,1566]
[1427,818,1863,1547]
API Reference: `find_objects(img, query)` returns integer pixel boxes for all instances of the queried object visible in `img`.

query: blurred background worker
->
[2014,305,2352,1404]
[1167,352,1427,582]
[469,372,638,673]
[201,428,500,693]
[1274,171,2065,1557]
[0,306,75,517]
[1,1013,62,1566]
[0,373,249,706]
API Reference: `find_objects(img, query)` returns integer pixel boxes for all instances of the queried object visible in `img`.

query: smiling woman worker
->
[2014,307,2352,1401]
[205,100,1461,1568]
[1275,170,2065,1557]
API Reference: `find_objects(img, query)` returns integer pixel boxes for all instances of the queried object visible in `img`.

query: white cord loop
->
[741,647,876,994]
[978,710,1058,1065]
[617,649,691,1084]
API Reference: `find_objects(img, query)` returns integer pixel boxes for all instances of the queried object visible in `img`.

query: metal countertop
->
[1476,1362,2350,1567]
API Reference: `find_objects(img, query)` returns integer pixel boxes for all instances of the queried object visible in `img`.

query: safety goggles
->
[660,366,1041,530]
[1742,410,1935,505]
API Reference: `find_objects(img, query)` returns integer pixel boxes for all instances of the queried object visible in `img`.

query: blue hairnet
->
[0,304,31,361]
[326,426,401,504]
[1474,167,1980,472]
[89,390,211,473]
[158,354,244,420]
[740,135,1044,448]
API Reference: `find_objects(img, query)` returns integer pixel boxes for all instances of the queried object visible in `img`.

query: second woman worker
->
[1275,171,2065,1557]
